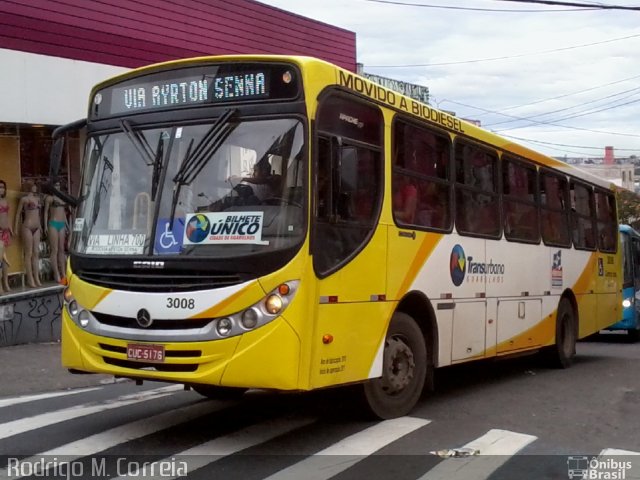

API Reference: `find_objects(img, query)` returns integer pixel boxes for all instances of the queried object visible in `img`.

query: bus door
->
[448,141,502,362]
[309,93,386,387]
[593,189,620,332]
[488,241,543,354]
[449,237,488,362]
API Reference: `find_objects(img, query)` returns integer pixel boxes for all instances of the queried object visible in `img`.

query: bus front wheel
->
[362,312,427,419]
[547,298,576,369]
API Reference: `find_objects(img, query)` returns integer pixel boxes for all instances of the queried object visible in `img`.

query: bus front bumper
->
[61,310,302,390]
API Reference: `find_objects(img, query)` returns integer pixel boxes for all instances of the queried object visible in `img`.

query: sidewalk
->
[0,342,116,398]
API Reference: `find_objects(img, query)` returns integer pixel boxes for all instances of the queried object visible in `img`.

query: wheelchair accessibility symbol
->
[154,219,184,254]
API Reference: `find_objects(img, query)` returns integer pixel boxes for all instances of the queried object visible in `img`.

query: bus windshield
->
[72,117,306,258]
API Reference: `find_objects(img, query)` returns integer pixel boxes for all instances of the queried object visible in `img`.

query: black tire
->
[191,385,247,400]
[362,312,428,419]
[627,329,640,342]
[547,298,577,369]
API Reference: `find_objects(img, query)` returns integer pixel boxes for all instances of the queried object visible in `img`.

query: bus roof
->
[89,54,616,191]
[620,224,640,237]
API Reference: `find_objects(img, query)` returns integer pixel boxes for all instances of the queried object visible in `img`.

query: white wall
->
[0,48,128,125]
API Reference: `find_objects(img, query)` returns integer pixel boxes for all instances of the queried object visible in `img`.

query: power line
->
[367,32,640,67]
[442,98,640,137]
[493,97,640,132]
[364,0,594,11]
[496,0,640,10]
[502,134,640,152]
[485,86,640,127]
[505,136,612,157]
[476,73,640,116]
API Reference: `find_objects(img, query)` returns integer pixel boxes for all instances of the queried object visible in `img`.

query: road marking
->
[592,449,640,480]
[0,387,102,409]
[600,448,640,455]
[0,385,182,441]
[111,416,316,480]
[418,429,537,480]
[0,400,228,480]
[264,416,431,480]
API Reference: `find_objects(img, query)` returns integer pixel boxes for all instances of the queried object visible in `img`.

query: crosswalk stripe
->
[264,416,431,480]
[0,385,182,441]
[111,416,316,480]
[418,429,537,480]
[600,449,640,455]
[595,449,640,480]
[1,400,228,480]
[0,387,102,409]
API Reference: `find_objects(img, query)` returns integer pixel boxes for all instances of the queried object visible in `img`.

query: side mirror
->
[42,182,79,208]
[49,137,64,178]
[47,117,86,207]
[49,117,86,179]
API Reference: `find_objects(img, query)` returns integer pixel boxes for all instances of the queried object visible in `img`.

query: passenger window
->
[540,171,571,247]
[570,181,596,250]
[392,120,451,230]
[454,142,500,238]
[502,158,539,243]
[595,190,617,253]
[313,93,383,277]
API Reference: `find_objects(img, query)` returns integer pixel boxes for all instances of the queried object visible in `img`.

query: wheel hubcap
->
[382,337,415,394]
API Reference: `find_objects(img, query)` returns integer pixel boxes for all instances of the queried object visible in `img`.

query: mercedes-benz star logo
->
[136,308,153,328]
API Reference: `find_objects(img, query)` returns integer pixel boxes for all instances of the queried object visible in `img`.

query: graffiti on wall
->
[0,290,63,346]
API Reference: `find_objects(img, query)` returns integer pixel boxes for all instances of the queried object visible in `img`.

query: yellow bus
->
[50,55,621,419]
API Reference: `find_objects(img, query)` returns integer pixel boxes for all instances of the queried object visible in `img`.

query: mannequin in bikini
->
[14,182,42,288]
[44,181,69,283]
[0,180,13,292]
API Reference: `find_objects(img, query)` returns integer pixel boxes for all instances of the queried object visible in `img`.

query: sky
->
[258,0,640,160]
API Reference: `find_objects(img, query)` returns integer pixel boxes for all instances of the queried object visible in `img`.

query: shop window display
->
[0,125,75,294]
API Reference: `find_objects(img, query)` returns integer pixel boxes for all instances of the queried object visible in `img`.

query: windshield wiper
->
[120,119,155,166]
[168,108,237,227]
[150,135,164,201]
[121,120,175,202]
[91,155,113,226]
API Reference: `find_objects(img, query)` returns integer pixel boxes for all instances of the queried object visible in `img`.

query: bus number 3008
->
[167,298,196,309]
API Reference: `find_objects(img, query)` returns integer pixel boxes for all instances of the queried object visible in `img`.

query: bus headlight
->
[623,298,633,309]
[216,318,233,336]
[211,281,299,339]
[78,310,90,328]
[241,308,259,329]
[63,287,74,303]
[68,300,79,318]
[265,294,283,314]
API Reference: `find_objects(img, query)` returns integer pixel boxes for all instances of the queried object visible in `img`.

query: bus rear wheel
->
[191,385,247,400]
[547,298,576,369]
[362,312,427,419]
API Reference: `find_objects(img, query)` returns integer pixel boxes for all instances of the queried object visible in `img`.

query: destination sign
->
[91,63,300,118]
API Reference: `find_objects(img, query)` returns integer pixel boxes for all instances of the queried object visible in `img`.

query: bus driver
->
[229,158,281,203]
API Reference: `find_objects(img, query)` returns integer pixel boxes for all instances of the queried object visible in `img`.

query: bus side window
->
[392,119,452,231]
[502,157,539,243]
[595,190,617,253]
[312,93,383,277]
[454,142,500,238]
[570,181,596,250]
[540,171,571,247]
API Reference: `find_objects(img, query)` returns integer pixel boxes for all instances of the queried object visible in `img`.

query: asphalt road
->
[0,342,115,396]
[0,334,638,480]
